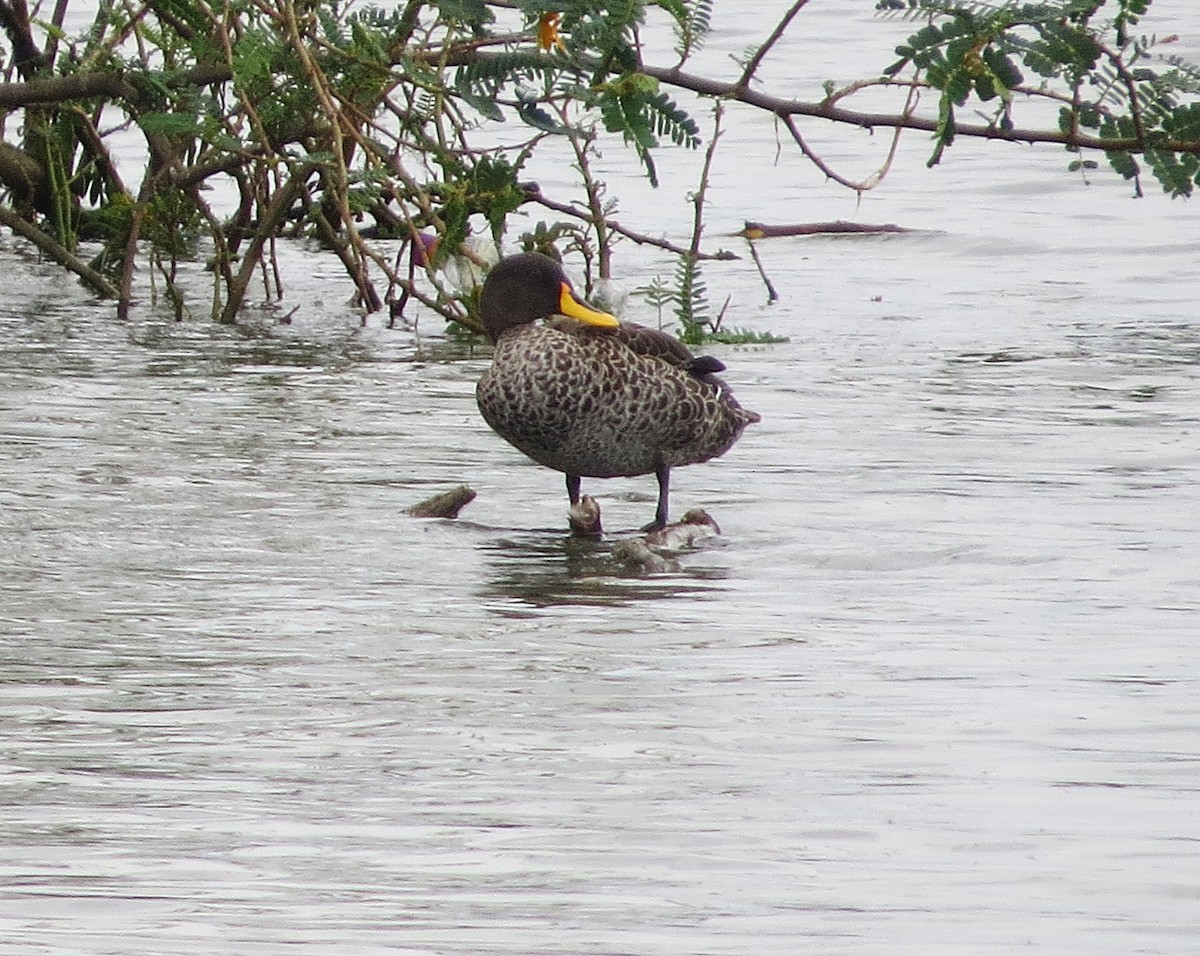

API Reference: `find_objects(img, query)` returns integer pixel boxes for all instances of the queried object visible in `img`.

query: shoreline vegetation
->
[0,0,1195,336]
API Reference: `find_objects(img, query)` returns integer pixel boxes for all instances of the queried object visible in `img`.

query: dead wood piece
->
[610,506,723,573]
[735,220,910,239]
[645,509,722,551]
[568,495,603,537]
[406,484,476,519]
[613,538,681,575]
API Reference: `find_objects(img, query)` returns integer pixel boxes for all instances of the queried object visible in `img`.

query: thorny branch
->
[0,1,1195,327]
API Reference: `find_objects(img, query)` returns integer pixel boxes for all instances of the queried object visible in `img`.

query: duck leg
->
[566,473,581,505]
[642,463,670,532]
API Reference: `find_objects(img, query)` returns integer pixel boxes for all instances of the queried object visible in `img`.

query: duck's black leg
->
[566,473,581,505]
[642,463,670,532]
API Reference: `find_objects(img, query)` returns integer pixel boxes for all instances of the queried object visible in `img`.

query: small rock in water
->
[406,484,477,519]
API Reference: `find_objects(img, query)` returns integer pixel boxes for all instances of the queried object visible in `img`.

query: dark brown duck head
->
[479,253,619,342]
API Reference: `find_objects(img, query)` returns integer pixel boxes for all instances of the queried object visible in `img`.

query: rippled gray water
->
[3,2,1200,953]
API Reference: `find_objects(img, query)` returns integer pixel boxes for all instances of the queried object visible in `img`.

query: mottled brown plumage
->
[476,253,760,529]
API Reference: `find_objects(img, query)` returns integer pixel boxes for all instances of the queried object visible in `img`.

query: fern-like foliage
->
[878,0,1200,196]
[598,82,700,185]
[674,253,710,342]
[643,90,702,147]
[456,50,565,95]
[653,0,714,61]
[450,3,702,188]
[433,0,495,34]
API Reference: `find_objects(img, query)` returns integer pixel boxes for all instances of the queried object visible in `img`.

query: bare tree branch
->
[0,203,119,297]
[637,62,1200,156]
[735,0,811,93]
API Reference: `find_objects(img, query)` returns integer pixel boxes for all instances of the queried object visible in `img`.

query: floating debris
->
[405,484,477,519]
[644,509,721,551]
[568,495,603,537]
[735,220,911,239]
[570,497,722,574]
[612,538,681,575]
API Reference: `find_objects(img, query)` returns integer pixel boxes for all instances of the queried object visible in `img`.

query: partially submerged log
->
[406,484,477,519]
[734,220,911,239]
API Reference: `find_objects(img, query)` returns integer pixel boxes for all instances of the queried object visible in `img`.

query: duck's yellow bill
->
[559,282,619,328]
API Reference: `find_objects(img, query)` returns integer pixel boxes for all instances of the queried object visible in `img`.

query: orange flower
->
[537,12,566,52]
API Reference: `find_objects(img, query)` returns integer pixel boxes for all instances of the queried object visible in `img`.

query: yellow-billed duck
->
[476,253,760,530]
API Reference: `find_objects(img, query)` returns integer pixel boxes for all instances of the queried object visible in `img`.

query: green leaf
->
[1163,102,1200,141]
[600,91,657,150]
[458,90,505,122]
[436,0,493,30]
[438,197,470,264]
[516,101,576,136]
[663,0,713,59]
[983,48,1023,90]
[146,0,213,36]
[1145,147,1194,197]
[139,111,204,136]
[644,91,701,148]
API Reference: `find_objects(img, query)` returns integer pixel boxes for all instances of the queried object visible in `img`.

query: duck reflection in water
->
[480,526,730,609]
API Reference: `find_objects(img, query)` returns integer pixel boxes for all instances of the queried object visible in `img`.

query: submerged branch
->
[218,168,310,324]
[735,220,913,238]
[0,204,119,297]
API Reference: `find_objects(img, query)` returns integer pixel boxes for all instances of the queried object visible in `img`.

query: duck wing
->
[545,317,726,377]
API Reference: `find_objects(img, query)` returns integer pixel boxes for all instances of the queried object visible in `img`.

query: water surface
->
[2,2,1200,953]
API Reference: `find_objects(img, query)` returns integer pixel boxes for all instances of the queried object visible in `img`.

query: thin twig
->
[563,116,612,280]
[746,239,777,303]
[526,186,737,261]
[219,166,309,324]
[780,77,913,195]
[735,0,812,92]
[687,100,723,259]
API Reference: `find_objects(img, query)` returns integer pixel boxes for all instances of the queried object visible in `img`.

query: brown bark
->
[736,221,912,239]
[0,141,44,209]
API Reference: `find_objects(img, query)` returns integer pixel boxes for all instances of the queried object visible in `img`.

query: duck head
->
[480,253,619,342]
